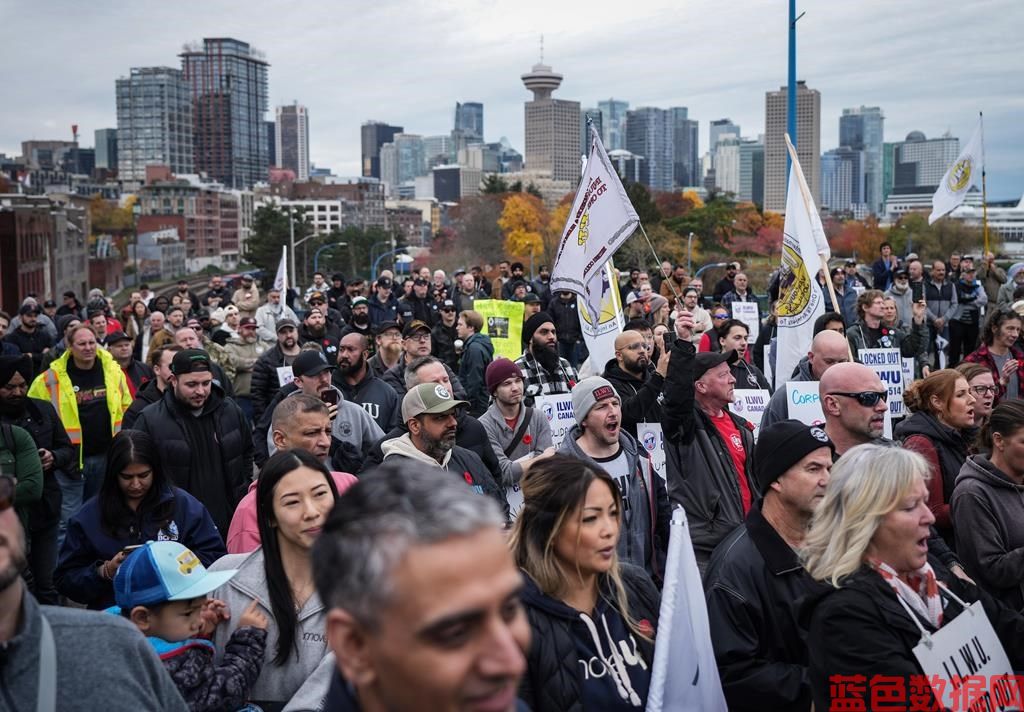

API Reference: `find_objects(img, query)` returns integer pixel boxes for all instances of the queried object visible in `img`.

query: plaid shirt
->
[515,350,579,396]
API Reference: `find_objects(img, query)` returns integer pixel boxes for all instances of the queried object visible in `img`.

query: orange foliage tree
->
[498,193,547,263]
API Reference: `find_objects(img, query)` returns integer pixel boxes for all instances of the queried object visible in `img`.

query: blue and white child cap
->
[114,541,238,610]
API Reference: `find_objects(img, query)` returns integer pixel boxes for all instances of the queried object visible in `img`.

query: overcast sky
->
[2,0,1022,199]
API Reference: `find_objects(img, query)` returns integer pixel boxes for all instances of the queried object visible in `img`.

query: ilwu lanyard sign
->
[534,394,575,449]
[729,389,770,439]
[859,348,905,418]
[731,301,760,342]
[637,423,666,480]
[908,599,1021,711]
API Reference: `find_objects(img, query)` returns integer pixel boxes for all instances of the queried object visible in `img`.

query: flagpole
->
[637,223,682,304]
[980,111,989,257]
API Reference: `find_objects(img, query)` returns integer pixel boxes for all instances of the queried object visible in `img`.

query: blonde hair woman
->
[510,454,659,711]
[801,444,1024,711]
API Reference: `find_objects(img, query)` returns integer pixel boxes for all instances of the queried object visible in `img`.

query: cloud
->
[2,0,1021,197]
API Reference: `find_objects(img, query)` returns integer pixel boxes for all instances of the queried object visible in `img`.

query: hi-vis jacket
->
[28,348,131,466]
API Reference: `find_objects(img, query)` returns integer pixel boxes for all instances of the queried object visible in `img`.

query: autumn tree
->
[498,193,547,263]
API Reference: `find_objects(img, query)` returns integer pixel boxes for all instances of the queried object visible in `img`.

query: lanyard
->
[891,581,971,649]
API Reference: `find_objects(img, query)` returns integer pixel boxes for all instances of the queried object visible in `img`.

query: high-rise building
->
[764,80,821,212]
[275,102,310,181]
[266,121,276,167]
[454,102,484,142]
[94,129,118,171]
[710,118,741,155]
[882,142,897,204]
[892,131,960,190]
[581,107,603,154]
[180,38,269,189]
[625,108,674,191]
[739,138,765,205]
[423,135,452,168]
[522,61,581,183]
[714,135,742,196]
[839,106,884,214]
[821,146,865,215]
[116,67,194,181]
[597,99,629,151]
[671,107,699,188]
[380,134,427,197]
[361,121,403,179]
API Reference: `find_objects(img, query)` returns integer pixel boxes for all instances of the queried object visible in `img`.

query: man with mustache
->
[343,296,373,342]
[603,328,668,439]
[557,376,670,581]
[367,320,402,377]
[514,312,579,396]
[381,382,507,518]
[333,331,400,432]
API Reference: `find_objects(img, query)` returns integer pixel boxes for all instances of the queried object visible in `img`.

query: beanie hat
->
[522,311,553,347]
[486,358,522,393]
[570,377,618,425]
[754,419,834,496]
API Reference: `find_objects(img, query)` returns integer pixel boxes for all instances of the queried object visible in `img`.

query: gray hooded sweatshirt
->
[207,548,332,709]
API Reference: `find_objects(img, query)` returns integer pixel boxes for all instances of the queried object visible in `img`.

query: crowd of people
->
[4,248,1024,711]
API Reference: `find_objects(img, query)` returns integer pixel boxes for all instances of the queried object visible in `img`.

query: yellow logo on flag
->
[578,212,590,247]
[947,157,973,192]
[776,243,814,318]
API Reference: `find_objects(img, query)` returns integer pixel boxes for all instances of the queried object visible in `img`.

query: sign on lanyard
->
[276,365,295,387]
[637,422,665,480]
[534,394,575,449]
[731,301,760,342]
[506,484,524,522]
[897,586,1022,711]
[729,389,770,439]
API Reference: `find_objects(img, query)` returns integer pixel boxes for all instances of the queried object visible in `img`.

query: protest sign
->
[474,299,524,360]
[534,393,575,449]
[786,381,825,426]
[637,422,666,480]
[859,348,905,418]
[731,301,760,342]
[729,389,770,439]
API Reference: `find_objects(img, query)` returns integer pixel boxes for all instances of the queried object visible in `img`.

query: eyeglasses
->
[712,313,729,319]
[970,385,998,396]
[0,474,15,512]
[621,342,648,352]
[827,391,888,407]
[406,334,431,343]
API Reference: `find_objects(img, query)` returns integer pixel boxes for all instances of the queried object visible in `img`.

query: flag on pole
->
[929,116,983,225]
[550,126,639,324]
[646,508,727,712]
[775,135,830,388]
[273,245,288,293]
[578,260,625,370]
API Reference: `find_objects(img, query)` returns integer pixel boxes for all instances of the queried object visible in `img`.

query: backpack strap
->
[503,407,534,459]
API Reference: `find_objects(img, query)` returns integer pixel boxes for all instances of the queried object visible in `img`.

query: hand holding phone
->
[911,281,924,302]
[320,389,339,406]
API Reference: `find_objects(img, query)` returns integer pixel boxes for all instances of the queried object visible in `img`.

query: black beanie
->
[754,419,834,496]
[522,311,554,348]
[0,354,33,388]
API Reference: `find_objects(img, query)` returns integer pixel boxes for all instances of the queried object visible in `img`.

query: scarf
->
[868,557,943,628]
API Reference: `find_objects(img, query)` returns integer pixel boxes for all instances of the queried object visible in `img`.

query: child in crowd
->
[112,541,268,712]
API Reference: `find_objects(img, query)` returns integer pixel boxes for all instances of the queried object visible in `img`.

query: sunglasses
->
[828,391,888,407]
[712,313,729,319]
[0,474,15,512]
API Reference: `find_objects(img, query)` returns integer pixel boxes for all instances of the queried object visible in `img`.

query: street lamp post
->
[372,248,409,282]
[313,242,347,274]
[687,232,695,275]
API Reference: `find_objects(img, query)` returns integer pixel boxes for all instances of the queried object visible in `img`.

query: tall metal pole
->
[288,208,297,292]
[980,111,990,257]
[787,0,798,182]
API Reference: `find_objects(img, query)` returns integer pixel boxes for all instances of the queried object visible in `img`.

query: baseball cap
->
[239,317,257,329]
[171,349,212,375]
[374,320,401,336]
[845,258,857,266]
[440,299,456,311]
[755,420,834,496]
[42,299,56,309]
[413,277,428,286]
[377,277,393,289]
[308,291,326,303]
[276,318,298,332]
[403,320,431,338]
[351,296,368,308]
[894,268,910,278]
[571,377,619,424]
[18,303,39,316]
[523,292,541,304]
[694,349,740,380]
[104,330,131,345]
[241,273,254,282]
[401,382,468,422]
[114,541,238,610]
[293,350,335,377]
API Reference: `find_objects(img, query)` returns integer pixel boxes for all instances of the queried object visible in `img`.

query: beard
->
[381,341,402,360]
[0,397,26,417]
[531,338,561,373]
[352,312,369,326]
[0,526,27,594]
[421,427,457,461]
[339,353,365,377]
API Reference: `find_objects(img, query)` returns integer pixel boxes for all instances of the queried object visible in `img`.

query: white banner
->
[729,389,770,439]
[731,301,760,342]
[775,136,830,394]
[637,422,666,480]
[273,245,288,293]
[550,126,639,324]
[930,115,984,225]
[579,260,624,371]
[534,394,575,450]
[860,348,905,418]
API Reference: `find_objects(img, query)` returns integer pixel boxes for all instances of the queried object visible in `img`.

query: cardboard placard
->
[860,348,905,418]
[786,381,826,427]
[729,389,770,439]
[637,422,666,480]
[732,301,760,342]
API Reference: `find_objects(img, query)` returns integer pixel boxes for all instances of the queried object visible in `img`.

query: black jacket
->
[131,386,253,535]
[162,627,266,712]
[547,297,582,344]
[705,506,826,712]
[397,295,437,326]
[251,344,292,423]
[6,327,54,373]
[2,398,76,529]
[459,333,493,417]
[804,558,1024,712]
[431,322,458,370]
[602,359,664,439]
[333,368,400,433]
[661,337,759,569]
[518,565,660,712]
[122,378,164,430]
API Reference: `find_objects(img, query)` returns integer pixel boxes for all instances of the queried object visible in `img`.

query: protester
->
[846,289,927,362]
[206,450,339,709]
[7,302,55,373]
[430,298,458,368]
[951,400,1024,610]
[956,361,996,436]
[802,445,1024,711]
[662,311,758,570]
[130,349,253,536]
[255,289,299,343]
[219,316,265,421]
[896,369,976,547]
[515,312,579,396]
[823,267,857,324]
[548,291,586,369]
[105,330,153,397]
[713,261,739,302]
[925,260,957,364]
[697,304,731,352]
[705,420,833,711]
[251,319,302,423]
[123,344,182,429]
[948,263,987,365]
[231,274,260,319]
[456,310,494,416]
[511,455,659,711]
[870,241,898,290]
[659,264,689,308]
[312,460,529,711]
[368,276,400,328]
[964,306,1024,402]
[680,286,712,344]
[602,329,667,439]
[761,330,849,430]
[54,430,224,609]
[380,319,449,398]
[718,319,772,391]
[333,331,400,432]
[367,320,402,376]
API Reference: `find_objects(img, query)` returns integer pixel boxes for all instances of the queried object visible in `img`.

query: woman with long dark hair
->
[54,429,225,609]
[207,449,339,710]
[512,454,660,711]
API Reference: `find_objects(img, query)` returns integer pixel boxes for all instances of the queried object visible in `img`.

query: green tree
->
[624,182,661,226]
[244,204,313,278]
[665,195,738,255]
[481,174,509,195]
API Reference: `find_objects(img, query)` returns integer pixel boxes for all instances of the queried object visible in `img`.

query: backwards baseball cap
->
[114,541,238,610]
[402,382,468,422]
[170,349,212,376]
[292,350,335,377]
[571,376,618,425]
[694,349,740,380]
[402,320,431,338]
[754,420,834,496]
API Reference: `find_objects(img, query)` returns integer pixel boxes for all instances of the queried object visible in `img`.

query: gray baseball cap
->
[401,382,468,422]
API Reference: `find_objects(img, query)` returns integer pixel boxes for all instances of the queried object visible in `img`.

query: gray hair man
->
[313,462,530,711]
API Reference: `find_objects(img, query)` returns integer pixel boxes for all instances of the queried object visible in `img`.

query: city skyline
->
[2,0,1021,199]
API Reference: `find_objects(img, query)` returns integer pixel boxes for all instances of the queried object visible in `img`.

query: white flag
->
[578,260,625,370]
[646,508,727,712]
[273,245,288,293]
[551,126,639,324]
[775,136,830,388]
[929,116,983,225]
